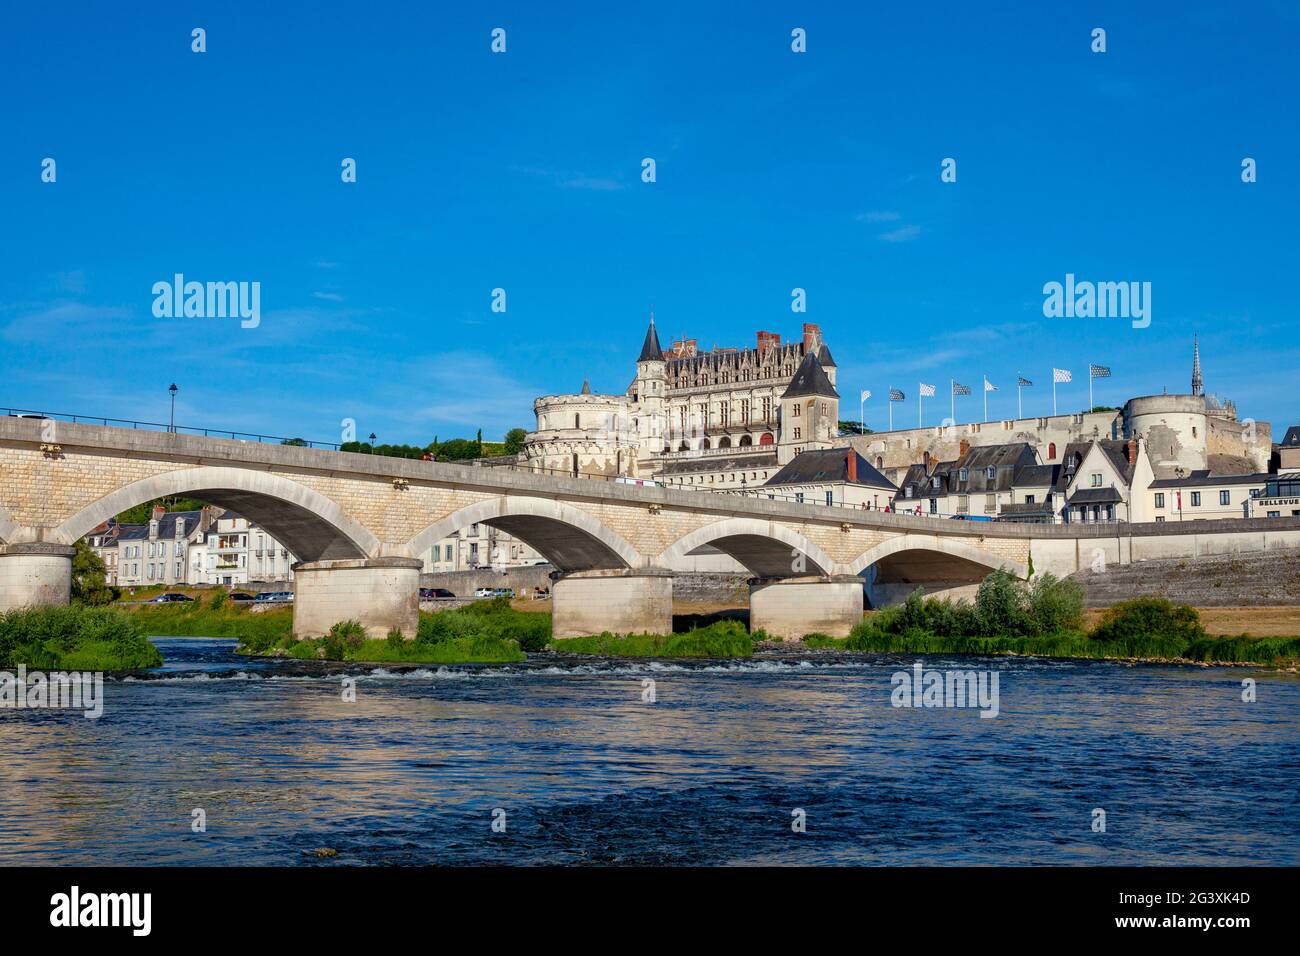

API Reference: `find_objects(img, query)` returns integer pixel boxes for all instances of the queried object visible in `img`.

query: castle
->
[522,317,841,488]
[522,326,1271,499]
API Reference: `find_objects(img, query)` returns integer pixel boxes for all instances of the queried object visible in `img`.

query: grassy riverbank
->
[823,585,1300,666]
[127,601,294,640]
[549,620,755,658]
[235,598,547,664]
[0,605,163,671]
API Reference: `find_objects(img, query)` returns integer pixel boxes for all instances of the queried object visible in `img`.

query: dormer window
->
[986,467,996,480]
[959,468,969,481]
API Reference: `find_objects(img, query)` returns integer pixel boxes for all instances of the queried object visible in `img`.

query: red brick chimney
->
[756,330,780,354]
[959,438,970,457]
[1127,437,1137,465]
[847,450,858,482]
[802,323,821,353]
[151,505,165,521]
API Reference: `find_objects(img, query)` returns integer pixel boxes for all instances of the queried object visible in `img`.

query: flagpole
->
[1053,375,1057,416]
[983,378,988,423]
[918,386,923,428]
[1088,369,1094,413]
[860,395,864,434]
[1017,377,1022,419]
[950,379,955,424]
[889,394,893,432]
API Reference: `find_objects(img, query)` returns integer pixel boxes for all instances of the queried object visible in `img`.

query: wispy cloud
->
[514,165,627,191]
[879,224,922,243]
[856,210,900,223]
[311,291,344,302]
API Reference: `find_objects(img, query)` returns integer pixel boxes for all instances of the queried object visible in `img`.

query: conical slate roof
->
[781,351,839,400]
[816,342,836,368]
[637,317,663,362]
[580,378,592,394]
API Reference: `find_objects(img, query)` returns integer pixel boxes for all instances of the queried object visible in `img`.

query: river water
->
[1,637,1296,866]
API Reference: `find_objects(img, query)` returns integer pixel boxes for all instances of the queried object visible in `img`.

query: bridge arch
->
[846,535,1029,579]
[402,495,642,573]
[50,466,378,562]
[656,518,836,578]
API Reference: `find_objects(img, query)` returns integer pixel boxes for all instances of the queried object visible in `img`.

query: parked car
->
[948,514,993,522]
[419,587,456,600]
[473,587,514,599]
[254,591,294,603]
[151,592,193,603]
[229,592,256,602]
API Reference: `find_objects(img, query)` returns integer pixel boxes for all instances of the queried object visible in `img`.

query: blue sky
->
[1,1,1296,443]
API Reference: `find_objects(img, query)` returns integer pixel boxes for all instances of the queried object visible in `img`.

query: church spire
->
[1191,336,1204,397]
[637,309,663,362]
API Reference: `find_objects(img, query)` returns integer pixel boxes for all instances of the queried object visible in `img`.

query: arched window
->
[719,437,732,448]
[759,433,775,446]
[876,456,884,469]
[739,435,753,446]
[702,438,711,450]
[1048,442,1056,460]
[575,414,581,429]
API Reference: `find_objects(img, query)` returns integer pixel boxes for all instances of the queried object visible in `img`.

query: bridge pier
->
[749,574,864,640]
[292,557,422,639]
[551,568,673,638]
[0,544,75,611]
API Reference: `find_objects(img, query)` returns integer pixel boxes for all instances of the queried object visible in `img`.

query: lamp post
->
[168,383,178,433]
[368,432,377,454]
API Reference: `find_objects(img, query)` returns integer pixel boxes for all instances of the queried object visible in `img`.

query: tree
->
[281,437,308,446]
[839,421,873,435]
[503,428,528,455]
[116,497,207,524]
[71,540,115,606]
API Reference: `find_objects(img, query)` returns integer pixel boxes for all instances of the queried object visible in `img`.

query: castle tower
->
[776,350,839,464]
[1191,336,1204,397]
[634,311,668,452]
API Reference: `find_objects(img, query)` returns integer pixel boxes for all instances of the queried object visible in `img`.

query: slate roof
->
[765,448,896,489]
[1056,440,1135,492]
[816,343,836,368]
[1066,487,1124,505]
[780,351,838,400]
[637,318,664,362]
[1148,470,1271,489]
[1280,425,1300,448]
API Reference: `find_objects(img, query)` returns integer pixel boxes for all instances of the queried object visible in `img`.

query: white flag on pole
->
[984,377,997,392]
[1053,368,1072,383]
[860,390,871,401]
[919,383,936,397]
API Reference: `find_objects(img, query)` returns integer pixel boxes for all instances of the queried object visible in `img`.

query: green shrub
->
[322,620,367,659]
[1090,597,1206,648]
[386,628,405,649]
[975,569,1031,636]
[209,590,227,610]
[0,604,162,670]
[1027,573,1084,634]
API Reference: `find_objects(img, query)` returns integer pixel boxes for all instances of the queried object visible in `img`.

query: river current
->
[1,638,1296,865]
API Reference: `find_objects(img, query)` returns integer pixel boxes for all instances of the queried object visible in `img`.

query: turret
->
[777,350,839,464]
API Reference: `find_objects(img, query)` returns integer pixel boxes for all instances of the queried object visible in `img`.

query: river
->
[1,637,1296,865]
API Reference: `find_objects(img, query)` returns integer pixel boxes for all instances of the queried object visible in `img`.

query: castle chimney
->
[959,438,970,457]
[847,449,858,482]
[1127,437,1137,465]
[152,505,165,521]
[802,323,821,354]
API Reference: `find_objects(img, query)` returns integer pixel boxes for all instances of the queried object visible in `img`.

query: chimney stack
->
[959,438,970,457]
[152,505,165,521]
[847,449,858,483]
[802,323,821,354]
[1127,437,1138,465]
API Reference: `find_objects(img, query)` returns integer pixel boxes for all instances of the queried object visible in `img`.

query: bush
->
[322,620,367,659]
[1090,597,1206,648]
[975,569,1031,636]
[552,620,753,658]
[386,628,405,649]
[1026,573,1084,634]
[0,604,162,670]
[209,590,227,610]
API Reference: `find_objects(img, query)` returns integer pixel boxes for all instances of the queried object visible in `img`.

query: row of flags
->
[860,365,1114,428]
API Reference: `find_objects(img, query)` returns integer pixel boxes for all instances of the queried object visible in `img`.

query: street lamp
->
[369,432,377,454]
[168,384,178,433]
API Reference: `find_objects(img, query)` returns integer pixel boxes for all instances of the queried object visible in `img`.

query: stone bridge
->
[3,418,1299,638]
